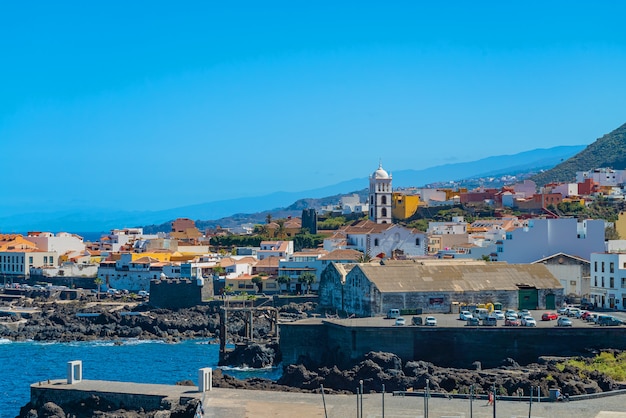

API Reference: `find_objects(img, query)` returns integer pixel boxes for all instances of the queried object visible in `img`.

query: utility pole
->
[469,384,474,418]
[529,386,533,418]
[359,380,363,418]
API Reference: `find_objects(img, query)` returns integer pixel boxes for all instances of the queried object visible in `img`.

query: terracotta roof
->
[256,256,280,268]
[341,219,395,234]
[320,249,363,261]
[357,263,562,293]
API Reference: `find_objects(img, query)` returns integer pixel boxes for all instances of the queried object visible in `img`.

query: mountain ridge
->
[0,145,584,232]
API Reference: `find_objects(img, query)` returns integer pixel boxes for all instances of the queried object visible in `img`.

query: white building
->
[26,232,86,259]
[576,168,626,187]
[492,218,606,264]
[257,241,294,260]
[324,220,426,258]
[0,250,56,277]
[369,163,392,224]
[97,253,182,292]
[590,250,626,310]
[428,217,468,235]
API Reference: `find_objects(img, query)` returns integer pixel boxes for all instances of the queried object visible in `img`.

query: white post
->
[198,367,212,392]
[67,360,82,384]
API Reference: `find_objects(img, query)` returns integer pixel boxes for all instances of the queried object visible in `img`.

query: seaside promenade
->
[31,379,626,417]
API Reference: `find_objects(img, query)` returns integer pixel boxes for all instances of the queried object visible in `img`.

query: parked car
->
[586,313,599,323]
[505,311,518,321]
[459,310,473,321]
[482,317,497,326]
[541,312,558,321]
[580,311,592,320]
[395,317,406,326]
[137,290,149,297]
[505,309,517,317]
[466,317,480,326]
[424,316,437,326]
[556,316,573,327]
[597,316,624,326]
[387,309,401,319]
[505,318,520,326]
[474,308,490,319]
[492,310,505,320]
[522,316,537,327]
[566,308,581,317]
[580,301,595,310]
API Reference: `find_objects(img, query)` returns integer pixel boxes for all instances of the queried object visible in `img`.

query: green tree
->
[277,275,292,294]
[94,277,103,300]
[298,271,316,294]
[251,275,263,293]
[357,253,372,263]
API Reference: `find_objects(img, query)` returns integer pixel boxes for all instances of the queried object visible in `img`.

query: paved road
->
[201,387,626,418]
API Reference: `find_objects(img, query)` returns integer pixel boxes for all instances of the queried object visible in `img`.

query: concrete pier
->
[30,379,204,411]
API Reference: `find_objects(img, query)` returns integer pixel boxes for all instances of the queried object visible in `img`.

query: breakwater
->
[280,319,626,369]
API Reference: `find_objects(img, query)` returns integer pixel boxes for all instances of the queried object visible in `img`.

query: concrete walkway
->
[31,380,626,418]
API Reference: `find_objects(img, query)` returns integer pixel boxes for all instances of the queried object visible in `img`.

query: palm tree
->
[357,252,372,263]
[277,275,292,294]
[297,272,316,294]
[276,219,286,239]
[94,277,103,300]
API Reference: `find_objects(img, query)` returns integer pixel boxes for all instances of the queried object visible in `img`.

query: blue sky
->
[2,2,626,215]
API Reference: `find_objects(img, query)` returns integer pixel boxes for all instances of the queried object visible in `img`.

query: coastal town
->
[3,161,626,416]
[3,164,626,312]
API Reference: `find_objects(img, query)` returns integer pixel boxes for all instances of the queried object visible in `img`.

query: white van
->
[387,309,401,319]
[474,308,489,319]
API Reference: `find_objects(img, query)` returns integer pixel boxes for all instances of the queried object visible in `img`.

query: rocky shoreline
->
[6,299,626,417]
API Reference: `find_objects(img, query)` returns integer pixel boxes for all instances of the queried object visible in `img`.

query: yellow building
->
[392,192,421,220]
[616,211,626,240]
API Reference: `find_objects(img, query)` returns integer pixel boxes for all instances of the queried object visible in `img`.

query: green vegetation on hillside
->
[532,122,626,186]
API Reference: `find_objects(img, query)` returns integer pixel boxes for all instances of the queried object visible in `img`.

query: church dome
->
[373,163,390,179]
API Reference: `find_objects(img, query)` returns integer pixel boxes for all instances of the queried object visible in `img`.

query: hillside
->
[531,122,626,186]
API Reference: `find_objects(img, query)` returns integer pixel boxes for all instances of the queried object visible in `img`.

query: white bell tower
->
[369,162,392,224]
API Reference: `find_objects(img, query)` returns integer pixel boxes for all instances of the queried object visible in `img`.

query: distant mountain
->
[531,122,626,186]
[390,145,585,188]
[0,145,584,233]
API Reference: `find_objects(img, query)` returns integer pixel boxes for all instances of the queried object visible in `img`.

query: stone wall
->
[150,278,213,309]
[280,321,626,369]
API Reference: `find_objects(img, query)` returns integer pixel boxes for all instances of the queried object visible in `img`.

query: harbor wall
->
[280,322,626,369]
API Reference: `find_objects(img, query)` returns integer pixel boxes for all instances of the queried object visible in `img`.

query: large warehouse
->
[319,259,563,317]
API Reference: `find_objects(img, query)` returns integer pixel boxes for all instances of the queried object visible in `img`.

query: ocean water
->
[0,338,282,418]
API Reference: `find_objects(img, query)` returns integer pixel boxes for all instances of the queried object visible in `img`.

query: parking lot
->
[325,309,625,328]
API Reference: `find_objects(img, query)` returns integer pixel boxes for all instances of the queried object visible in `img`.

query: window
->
[44,256,48,264]
[415,238,420,246]
[29,256,33,263]
[595,261,598,272]
[49,256,54,264]
[382,208,387,217]
[610,262,615,273]
[374,239,379,246]
[622,278,626,288]
[610,277,614,288]
[595,276,598,286]
[381,196,387,205]
[602,277,605,287]
[602,262,605,273]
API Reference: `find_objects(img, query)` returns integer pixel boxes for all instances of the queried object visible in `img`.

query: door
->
[518,288,539,310]
[545,293,556,310]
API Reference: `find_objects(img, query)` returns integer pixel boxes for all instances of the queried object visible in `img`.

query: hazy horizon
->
[2,2,625,216]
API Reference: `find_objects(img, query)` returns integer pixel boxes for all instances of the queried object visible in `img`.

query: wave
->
[0,338,12,345]
[220,364,282,372]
